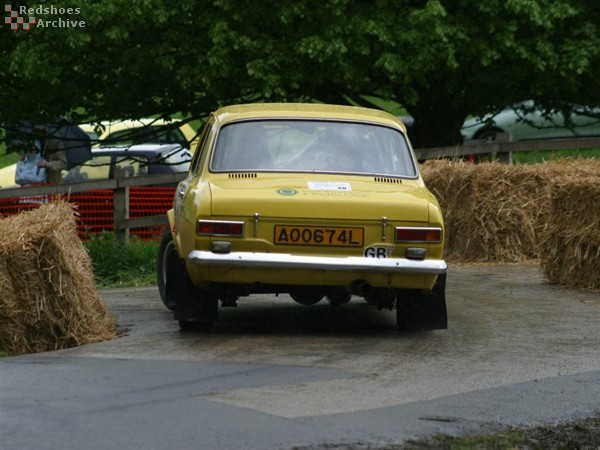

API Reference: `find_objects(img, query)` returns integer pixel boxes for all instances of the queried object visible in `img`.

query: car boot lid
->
[208,177,431,221]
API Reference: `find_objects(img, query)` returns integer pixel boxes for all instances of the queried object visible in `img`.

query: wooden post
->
[495,132,513,164]
[113,166,130,244]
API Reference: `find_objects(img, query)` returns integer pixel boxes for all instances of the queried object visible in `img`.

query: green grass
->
[0,142,18,169]
[404,417,600,449]
[83,233,159,288]
[404,430,534,449]
[513,148,600,164]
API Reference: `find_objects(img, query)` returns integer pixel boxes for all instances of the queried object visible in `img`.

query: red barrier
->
[0,186,175,241]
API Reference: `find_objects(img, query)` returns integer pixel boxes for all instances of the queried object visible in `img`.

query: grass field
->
[513,147,600,163]
[83,233,159,288]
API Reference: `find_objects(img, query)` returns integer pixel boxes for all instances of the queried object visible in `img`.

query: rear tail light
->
[197,220,244,236]
[395,227,442,243]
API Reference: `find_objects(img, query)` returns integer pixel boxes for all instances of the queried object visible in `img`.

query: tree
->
[1,0,598,149]
[351,0,600,147]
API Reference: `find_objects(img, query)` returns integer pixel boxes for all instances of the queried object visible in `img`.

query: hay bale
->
[0,201,116,355]
[422,160,550,262]
[421,158,600,263]
[539,177,600,290]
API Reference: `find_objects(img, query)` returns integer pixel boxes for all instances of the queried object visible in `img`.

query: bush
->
[83,233,159,287]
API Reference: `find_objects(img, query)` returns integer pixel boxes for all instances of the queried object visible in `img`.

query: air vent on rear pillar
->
[229,173,257,179]
[373,177,402,184]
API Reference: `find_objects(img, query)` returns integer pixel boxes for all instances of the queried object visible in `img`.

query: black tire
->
[326,290,351,307]
[290,288,324,305]
[171,256,218,330]
[157,230,178,310]
[363,288,395,309]
[176,291,218,332]
[396,273,447,331]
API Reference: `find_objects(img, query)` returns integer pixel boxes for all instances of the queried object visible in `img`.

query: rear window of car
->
[210,120,417,177]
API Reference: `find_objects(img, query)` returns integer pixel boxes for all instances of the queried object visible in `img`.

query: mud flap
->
[170,257,218,324]
[397,273,447,331]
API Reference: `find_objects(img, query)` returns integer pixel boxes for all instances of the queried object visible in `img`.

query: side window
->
[114,156,143,177]
[190,117,215,176]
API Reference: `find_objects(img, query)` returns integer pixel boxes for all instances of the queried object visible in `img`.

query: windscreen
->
[210,120,417,177]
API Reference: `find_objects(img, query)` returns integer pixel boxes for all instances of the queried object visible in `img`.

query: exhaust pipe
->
[351,279,373,296]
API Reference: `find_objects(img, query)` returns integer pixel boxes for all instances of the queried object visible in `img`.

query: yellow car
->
[158,103,447,331]
[0,163,18,188]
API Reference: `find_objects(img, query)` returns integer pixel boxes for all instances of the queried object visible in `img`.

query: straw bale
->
[0,200,116,355]
[421,158,600,264]
[539,176,600,290]
[422,160,548,262]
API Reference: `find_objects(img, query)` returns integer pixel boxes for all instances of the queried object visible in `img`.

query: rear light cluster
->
[197,220,244,236]
[395,227,442,243]
[195,222,441,243]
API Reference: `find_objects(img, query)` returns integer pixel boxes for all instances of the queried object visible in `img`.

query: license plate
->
[274,225,364,247]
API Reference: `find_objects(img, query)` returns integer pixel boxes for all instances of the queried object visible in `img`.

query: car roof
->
[80,118,181,131]
[212,103,407,131]
[91,143,185,157]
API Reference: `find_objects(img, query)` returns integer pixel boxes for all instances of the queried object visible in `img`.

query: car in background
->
[80,119,200,151]
[63,143,192,184]
[157,103,447,332]
[64,143,191,239]
[0,119,199,188]
[0,162,19,188]
[1,144,192,240]
[461,100,600,142]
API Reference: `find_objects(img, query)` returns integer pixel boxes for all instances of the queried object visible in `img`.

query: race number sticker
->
[307,181,352,191]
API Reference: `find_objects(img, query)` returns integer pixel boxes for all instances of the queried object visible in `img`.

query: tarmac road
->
[2,263,600,449]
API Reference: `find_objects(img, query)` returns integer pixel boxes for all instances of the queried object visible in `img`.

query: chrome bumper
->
[188,251,447,275]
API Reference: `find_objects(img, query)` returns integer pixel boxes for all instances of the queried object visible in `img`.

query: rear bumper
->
[188,250,447,275]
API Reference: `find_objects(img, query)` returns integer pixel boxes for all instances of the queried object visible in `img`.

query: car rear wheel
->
[363,288,395,309]
[396,273,447,331]
[157,230,178,310]
[290,287,325,305]
[172,257,218,332]
[158,230,218,329]
[326,289,351,307]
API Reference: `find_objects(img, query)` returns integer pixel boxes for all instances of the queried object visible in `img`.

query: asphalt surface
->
[1,263,599,449]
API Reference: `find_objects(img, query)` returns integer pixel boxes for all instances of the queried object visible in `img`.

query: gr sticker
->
[364,246,393,258]
[277,188,298,196]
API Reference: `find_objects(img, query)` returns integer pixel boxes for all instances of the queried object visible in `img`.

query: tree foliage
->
[1,0,598,148]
